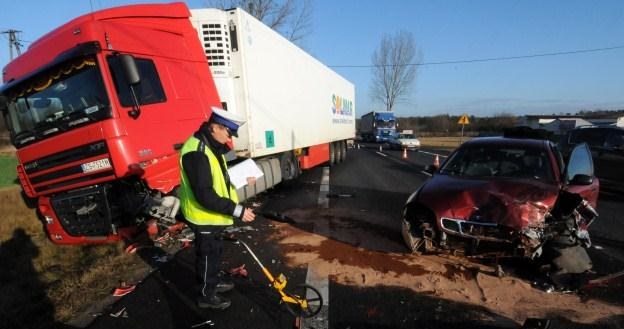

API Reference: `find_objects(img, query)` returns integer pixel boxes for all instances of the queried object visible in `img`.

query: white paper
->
[228,158,264,189]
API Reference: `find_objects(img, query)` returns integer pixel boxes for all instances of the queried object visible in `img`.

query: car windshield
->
[3,56,111,148]
[440,144,554,181]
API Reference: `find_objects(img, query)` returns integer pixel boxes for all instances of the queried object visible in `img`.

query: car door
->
[564,143,600,207]
[598,129,624,186]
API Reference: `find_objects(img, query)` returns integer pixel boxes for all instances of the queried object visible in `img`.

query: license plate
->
[81,158,112,173]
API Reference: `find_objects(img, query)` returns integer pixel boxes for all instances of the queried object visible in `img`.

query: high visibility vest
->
[179,136,239,226]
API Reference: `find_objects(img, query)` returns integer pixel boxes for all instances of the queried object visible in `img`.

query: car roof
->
[462,136,549,149]
[571,125,623,131]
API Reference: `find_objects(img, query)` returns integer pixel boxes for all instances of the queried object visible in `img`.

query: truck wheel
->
[335,141,343,164]
[280,152,299,181]
[329,142,336,166]
[340,140,347,162]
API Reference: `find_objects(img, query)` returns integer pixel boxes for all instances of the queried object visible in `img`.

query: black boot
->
[197,293,231,310]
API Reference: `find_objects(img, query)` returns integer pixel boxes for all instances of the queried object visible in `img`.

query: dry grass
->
[418,136,471,150]
[0,186,151,327]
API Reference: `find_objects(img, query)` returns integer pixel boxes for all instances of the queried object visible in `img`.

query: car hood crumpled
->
[418,175,560,231]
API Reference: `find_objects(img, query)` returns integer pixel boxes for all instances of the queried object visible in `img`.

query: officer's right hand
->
[242,208,256,222]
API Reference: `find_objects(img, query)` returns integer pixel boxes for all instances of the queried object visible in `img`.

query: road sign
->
[458,114,470,125]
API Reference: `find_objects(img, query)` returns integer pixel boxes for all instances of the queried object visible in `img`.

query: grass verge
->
[418,136,470,150]
[0,186,151,328]
[0,154,18,187]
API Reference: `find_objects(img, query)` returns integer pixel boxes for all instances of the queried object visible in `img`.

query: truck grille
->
[50,185,113,237]
[23,141,115,194]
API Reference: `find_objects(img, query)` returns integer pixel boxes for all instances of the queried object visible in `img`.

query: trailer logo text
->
[332,94,354,124]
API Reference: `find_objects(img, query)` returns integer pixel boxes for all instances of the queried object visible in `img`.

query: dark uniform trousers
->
[188,222,227,297]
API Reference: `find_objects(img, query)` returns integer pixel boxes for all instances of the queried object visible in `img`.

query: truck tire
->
[280,151,299,181]
[340,140,347,162]
[329,142,336,166]
[335,141,343,164]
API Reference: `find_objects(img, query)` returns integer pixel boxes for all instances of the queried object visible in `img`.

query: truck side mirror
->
[118,54,141,119]
[119,54,141,85]
[0,95,7,112]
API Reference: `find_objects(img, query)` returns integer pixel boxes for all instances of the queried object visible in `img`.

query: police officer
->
[179,107,256,310]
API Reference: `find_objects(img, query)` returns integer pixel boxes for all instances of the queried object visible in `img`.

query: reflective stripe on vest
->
[179,136,239,225]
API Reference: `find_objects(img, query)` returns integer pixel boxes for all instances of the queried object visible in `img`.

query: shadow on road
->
[0,229,76,329]
[331,282,624,329]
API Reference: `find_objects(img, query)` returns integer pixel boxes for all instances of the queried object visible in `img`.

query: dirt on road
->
[269,207,624,327]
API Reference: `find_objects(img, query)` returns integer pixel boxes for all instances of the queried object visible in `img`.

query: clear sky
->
[1,0,623,117]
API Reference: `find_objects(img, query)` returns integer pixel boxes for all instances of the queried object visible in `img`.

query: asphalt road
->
[82,144,623,329]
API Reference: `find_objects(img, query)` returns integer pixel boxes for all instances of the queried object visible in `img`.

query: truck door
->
[564,143,600,207]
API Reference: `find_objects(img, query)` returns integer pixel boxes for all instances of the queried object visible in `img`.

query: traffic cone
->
[402,148,408,159]
[433,154,440,167]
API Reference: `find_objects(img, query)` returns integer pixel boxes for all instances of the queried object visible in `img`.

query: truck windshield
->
[376,120,396,128]
[3,56,110,148]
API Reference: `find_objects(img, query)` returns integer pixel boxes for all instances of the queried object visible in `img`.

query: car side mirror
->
[424,164,437,174]
[569,174,593,186]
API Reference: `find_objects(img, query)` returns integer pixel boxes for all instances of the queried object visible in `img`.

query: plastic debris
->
[152,255,170,263]
[224,226,257,234]
[326,193,355,198]
[109,307,128,318]
[125,243,140,254]
[113,283,136,297]
[227,264,248,277]
[191,319,214,327]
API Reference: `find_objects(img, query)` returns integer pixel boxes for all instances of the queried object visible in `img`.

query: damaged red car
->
[402,131,599,274]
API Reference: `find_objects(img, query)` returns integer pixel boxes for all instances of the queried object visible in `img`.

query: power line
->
[1,29,23,60]
[329,45,624,68]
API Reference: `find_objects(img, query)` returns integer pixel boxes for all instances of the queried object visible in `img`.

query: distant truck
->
[360,111,397,142]
[0,3,354,245]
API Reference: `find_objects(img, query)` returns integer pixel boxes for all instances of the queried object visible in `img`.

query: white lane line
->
[317,167,330,209]
[419,150,448,158]
[375,151,387,157]
[421,171,432,177]
[302,167,331,329]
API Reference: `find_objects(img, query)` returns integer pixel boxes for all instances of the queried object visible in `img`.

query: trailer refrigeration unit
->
[0,3,355,245]
[359,111,397,142]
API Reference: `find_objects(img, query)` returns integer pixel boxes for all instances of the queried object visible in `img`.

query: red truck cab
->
[1,3,219,244]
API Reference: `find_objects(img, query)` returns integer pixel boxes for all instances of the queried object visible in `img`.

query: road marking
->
[419,150,448,158]
[421,171,432,177]
[375,151,387,157]
[317,167,330,208]
[302,167,331,329]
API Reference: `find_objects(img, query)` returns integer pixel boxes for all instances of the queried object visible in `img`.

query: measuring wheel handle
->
[282,284,323,318]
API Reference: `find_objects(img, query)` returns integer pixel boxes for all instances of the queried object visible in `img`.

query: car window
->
[604,130,624,149]
[441,144,554,181]
[569,129,607,147]
[566,143,593,181]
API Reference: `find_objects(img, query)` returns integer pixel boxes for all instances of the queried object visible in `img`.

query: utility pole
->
[2,29,23,60]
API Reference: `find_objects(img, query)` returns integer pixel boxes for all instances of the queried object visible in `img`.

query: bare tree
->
[370,31,420,112]
[206,0,313,42]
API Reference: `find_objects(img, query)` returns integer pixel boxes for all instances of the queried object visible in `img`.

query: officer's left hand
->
[247,177,256,186]
[242,208,256,222]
